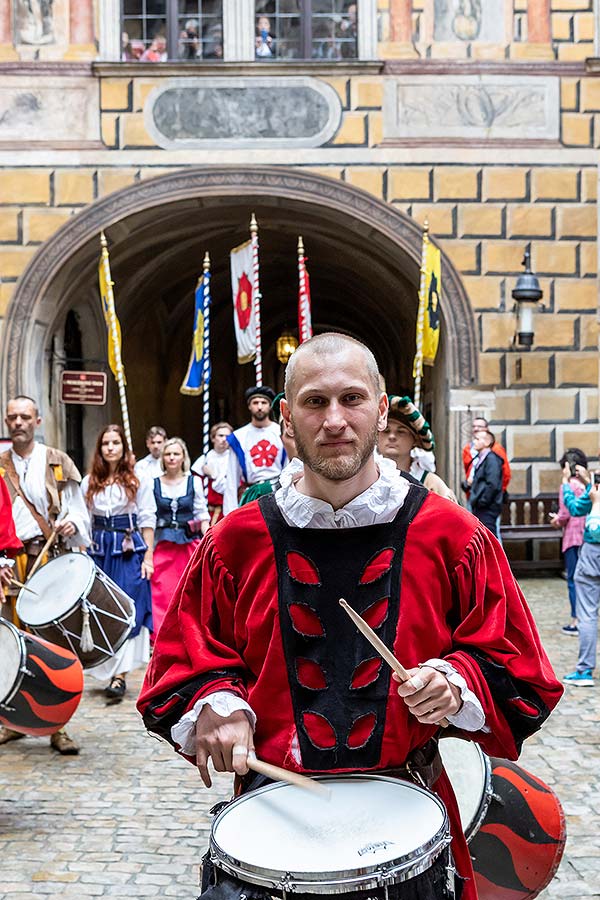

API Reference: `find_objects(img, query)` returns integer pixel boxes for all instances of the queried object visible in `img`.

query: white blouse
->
[156,475,209,521]
[81,475,156,530]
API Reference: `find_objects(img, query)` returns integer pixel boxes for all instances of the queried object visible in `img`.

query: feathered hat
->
[387,395,435,452]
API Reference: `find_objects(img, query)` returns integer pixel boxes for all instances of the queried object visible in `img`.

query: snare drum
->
[0,619,83,736]
[440,738,566,900]
[210,775,456,899]
[16,553,135,668]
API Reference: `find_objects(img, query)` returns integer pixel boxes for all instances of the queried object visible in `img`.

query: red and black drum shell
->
[470,758,566,900]
[0,628,84,736]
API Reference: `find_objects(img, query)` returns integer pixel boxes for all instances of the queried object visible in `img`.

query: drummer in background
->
[191,422,233,526]
[134,425,167,482]
[0,395,90,755]
[151,437,210,637]
[138,333,562,900]
[82,424,155,704]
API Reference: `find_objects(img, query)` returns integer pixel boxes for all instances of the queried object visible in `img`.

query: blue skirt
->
[88,528,153,638]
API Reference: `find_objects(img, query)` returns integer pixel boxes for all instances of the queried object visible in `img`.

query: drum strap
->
[0,454,53,540]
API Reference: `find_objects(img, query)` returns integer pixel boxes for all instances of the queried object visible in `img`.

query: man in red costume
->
[139,333,562,900]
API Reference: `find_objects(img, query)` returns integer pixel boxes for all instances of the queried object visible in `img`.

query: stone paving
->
[0,577,597,898]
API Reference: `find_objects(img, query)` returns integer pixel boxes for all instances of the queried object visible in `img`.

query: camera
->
[594,472,600,485]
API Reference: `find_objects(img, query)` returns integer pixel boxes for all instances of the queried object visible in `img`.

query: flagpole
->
[298,236,307,343]
[413,221,429,410]
[100,232,133,452]
[201,252,212,499]
[250,213,262,386]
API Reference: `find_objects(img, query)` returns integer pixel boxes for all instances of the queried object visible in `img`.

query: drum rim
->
[210,774,451,894]
[0,619,26,707]
[465,746,492,844]
[16,552,97,626]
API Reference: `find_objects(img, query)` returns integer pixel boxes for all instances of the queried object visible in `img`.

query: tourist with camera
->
[560,453,600,686]
[550,448,588,636]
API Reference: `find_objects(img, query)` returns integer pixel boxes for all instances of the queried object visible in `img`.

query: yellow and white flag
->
[413,240,441,379]
[98,248,125,383]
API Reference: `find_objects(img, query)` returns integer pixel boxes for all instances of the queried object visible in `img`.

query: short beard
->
[252,410,269,423]
[293,421,379,482]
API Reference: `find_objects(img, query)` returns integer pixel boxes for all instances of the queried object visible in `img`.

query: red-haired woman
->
[81,425,156,702]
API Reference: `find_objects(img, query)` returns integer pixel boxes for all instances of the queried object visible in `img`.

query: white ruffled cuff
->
[170,691,257,756]
[422,658,488,733]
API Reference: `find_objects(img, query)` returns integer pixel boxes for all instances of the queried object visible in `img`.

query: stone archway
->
[1,166,478,486]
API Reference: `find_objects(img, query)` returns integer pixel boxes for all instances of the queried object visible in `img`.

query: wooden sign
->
[60,371,107,406]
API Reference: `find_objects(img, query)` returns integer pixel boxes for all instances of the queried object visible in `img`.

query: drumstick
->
[247,753,330,798]
[339,598,449,728]
[11,578,38,596]
[27,529,57,579]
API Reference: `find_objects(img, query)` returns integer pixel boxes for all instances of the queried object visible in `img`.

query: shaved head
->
[284,333,380,403]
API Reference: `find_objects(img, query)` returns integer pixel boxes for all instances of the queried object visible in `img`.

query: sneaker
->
[561,624,579,636]
[563,668,594,686]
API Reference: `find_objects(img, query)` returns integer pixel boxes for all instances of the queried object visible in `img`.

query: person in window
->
[179,18,200,59]
[255,15,275,58]
[141,34,167,62]
[203,22,224,59]
[337,2,357,58]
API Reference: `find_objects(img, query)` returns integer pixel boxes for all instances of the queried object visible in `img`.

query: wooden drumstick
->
[27,529,57,580]
[339,598,449,728]
[11,578,38,596]
[246,753,330,798]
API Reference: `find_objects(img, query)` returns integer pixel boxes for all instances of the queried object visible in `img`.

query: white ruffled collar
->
[274,455,411,529]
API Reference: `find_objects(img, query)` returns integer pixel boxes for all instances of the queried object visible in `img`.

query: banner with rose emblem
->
[230,239,256,364]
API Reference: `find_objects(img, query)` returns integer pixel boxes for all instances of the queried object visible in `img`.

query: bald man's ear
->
[376,393,388,432]
[280,398,293,435]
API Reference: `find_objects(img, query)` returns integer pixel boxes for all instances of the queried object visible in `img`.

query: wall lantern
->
[276,330,299,364]
[512,249,543,350]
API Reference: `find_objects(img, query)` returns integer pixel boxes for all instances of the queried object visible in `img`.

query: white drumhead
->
[17,553,95,626]
[0,620,23,702]
[439,737,488,835]
[212,776,445,877]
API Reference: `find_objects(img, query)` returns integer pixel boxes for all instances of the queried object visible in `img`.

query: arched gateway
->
[1,166,477,487]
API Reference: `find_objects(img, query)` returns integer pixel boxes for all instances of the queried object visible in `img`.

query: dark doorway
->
[63,310,85,472]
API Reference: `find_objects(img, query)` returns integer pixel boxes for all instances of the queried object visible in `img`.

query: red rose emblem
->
[235,272,253,331]
[250,439,279,468]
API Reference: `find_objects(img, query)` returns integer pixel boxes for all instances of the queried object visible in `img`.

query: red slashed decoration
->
[362,597,389,629]
[508,696,541,718]
[303,711,337,749]
[286,551,321,585]
[297,658,327,690]
[347,712,376,748]
[359,548,395,584]
[351,657,382,689]
[288,603,324,637]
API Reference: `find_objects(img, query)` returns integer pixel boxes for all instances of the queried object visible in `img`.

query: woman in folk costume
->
[81,424,155,702]
[151,438,210,637]
[378,395,457,502]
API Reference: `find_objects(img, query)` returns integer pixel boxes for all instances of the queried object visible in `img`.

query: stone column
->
[527,0,551,43]
[98,0,121,60]
[65,0,97,58]
[389,0,412,42]
[357,0,378,59]
[224,0,254,61]
[0,1,18,60]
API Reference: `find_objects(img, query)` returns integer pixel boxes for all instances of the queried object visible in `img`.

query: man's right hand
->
[195,706,254,788]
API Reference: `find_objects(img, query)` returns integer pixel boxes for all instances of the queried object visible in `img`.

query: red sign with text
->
[60,371,107,406]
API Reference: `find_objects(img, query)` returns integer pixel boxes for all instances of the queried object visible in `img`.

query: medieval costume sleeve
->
[0,475,22,556]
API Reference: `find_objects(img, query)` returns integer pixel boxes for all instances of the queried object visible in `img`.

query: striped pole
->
[297,236,312,343]
[201,252,211,499]
[100,232,133,452]
[250,213,263,386]
[413,221,429,410]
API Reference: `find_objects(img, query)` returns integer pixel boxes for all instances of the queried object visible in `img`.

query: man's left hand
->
[55,520,76,537]
[0,566,13,589]
[394,665,462,725]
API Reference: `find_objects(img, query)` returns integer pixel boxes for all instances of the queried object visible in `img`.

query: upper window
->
[255,0,357,60]
[122,0,223,61]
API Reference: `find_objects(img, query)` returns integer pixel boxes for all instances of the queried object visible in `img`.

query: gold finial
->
[423,219,429,234]
[298,236,304,256]
[100,231,107,249]
[250,213,258,235]
[203,251,211,273]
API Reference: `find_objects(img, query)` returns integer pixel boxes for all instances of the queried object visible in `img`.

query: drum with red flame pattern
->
[470,758,566,900]
[0,619,83,736]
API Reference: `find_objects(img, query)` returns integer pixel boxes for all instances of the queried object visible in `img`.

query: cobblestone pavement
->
[0,577,597,898]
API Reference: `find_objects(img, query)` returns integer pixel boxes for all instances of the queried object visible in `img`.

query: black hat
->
[245,385,276,404]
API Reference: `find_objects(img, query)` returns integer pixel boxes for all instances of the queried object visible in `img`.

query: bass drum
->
[440,738,566,900]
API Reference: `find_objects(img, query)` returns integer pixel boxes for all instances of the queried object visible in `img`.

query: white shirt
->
[81,476,157,530]
[191,448,230,496]
[172,457,485,754]
[134,454,163,482]
[222,422,284,516]
[155,475,210,521]
[10,443,90,547]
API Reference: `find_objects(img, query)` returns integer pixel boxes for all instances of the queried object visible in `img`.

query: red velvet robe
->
[0,475,22,555]
[139,491,562,900]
